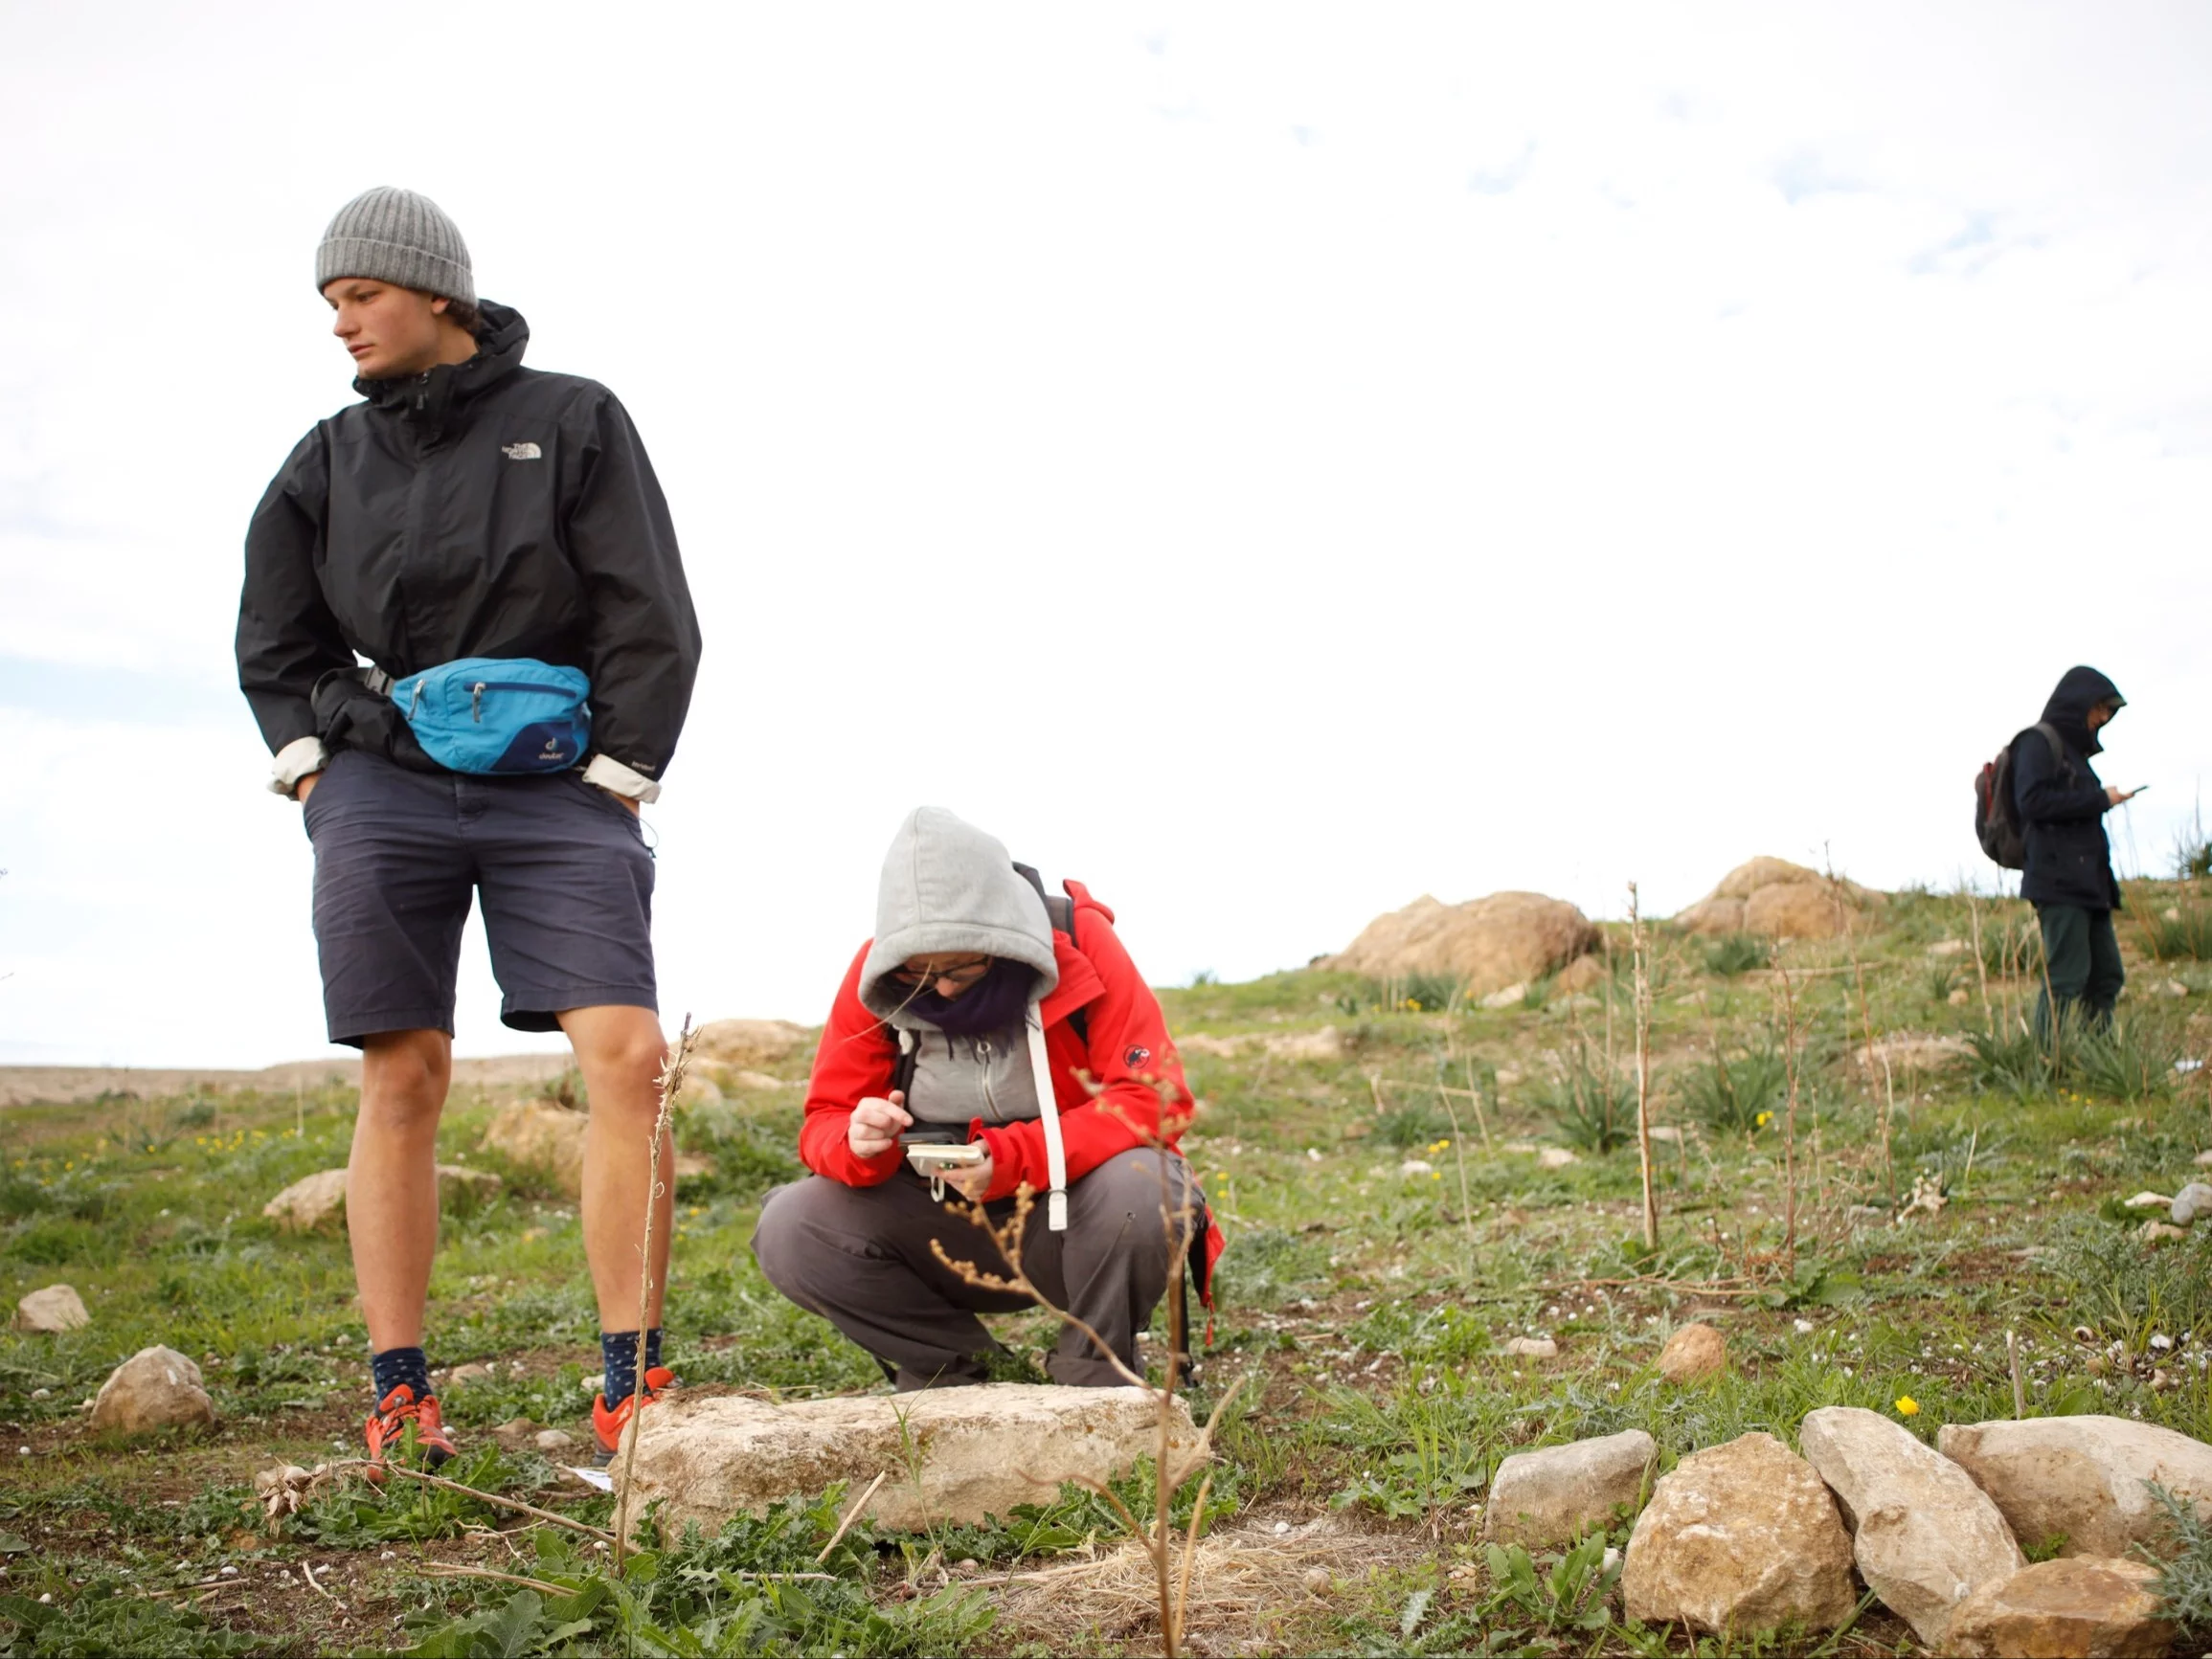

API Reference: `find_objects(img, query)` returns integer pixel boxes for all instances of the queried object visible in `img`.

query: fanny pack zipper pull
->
[408,683,426,717]
[471,682,486,724]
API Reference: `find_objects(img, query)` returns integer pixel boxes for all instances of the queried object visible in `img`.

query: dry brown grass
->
[985,1518,1426,1655]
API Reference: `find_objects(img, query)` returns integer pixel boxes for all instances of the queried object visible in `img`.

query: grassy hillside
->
[3,880,2210,1654]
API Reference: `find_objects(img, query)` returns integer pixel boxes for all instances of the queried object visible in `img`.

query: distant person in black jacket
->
[236,188,702,1473]
[2014,665,2138,1037]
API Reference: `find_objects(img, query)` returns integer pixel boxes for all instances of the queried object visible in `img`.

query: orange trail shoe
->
[364,1383,457,1477]
[593,1366,679,1467]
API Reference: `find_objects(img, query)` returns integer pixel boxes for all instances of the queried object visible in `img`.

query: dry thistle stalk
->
[1628,884,1659,1250]
[1773,962,1801,1260]
[928,1098,1240,1659]
[613,1012,694,1569]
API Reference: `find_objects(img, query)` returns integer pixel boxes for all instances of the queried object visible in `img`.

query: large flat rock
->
[616,1383,1200,1535]
[1939,1414,2212,1558]
[1798,1405,2022,1648]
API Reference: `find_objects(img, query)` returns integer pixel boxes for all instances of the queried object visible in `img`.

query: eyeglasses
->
[885,956,993,990]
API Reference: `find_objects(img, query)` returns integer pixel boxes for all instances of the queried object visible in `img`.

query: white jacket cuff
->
[583,752,663,803]
[268,736,328,797]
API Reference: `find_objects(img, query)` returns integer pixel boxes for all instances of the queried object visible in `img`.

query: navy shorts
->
[302,749,657,1046]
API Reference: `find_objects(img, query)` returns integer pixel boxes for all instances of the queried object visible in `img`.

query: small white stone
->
[1794,1319,1815,1335]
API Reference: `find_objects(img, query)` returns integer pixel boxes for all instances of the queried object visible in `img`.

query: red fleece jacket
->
[796,881,1194,1199]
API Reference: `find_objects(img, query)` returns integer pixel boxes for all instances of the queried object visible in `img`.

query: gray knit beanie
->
[316,187,474,303]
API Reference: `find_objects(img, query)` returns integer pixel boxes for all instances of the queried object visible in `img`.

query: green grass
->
[6,877,2212,1653]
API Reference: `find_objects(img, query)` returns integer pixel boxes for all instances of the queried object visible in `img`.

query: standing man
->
[2014,665,2138,1037]
[237,188,703,1468]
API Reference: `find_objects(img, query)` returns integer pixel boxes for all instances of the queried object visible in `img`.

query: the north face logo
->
[503,441,542,460]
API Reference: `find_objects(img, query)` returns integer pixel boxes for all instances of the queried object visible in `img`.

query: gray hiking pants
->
[753,1147,1195,1388]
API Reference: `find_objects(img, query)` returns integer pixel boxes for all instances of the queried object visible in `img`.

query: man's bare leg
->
[347,1028,453,1350]
[561,1005,674,1332]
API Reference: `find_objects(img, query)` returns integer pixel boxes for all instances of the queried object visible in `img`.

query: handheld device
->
[902,1135,985,1199]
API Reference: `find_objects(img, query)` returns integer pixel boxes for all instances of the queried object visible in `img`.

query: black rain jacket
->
[237,303,701,782]
[2013,664,2124,910]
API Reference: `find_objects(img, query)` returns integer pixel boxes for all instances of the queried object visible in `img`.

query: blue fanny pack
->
[375,657,592,774]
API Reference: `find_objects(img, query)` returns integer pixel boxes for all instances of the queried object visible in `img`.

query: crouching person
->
[755,807,1216,1389]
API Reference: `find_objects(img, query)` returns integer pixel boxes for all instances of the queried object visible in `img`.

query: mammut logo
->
[503,441,542,460]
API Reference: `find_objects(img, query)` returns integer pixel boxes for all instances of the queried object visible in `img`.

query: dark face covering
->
[906,958,1038,1037]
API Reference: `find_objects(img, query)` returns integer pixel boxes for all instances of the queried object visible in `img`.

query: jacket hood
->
[2040,664,2125,757]
[358,301,528,429]
[860,807,1059,1023]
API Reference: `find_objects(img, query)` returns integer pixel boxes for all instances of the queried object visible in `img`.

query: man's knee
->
[360,1029,451,1126]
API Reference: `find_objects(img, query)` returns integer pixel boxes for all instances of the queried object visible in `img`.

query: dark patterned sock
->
[372,1345,431,1406]
[602,1328,664,1403]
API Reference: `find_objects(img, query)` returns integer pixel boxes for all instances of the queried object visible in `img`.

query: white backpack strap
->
[1026,1004,1069,1231]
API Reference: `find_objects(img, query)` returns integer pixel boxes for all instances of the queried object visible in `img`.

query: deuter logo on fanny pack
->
[502,441,542,460]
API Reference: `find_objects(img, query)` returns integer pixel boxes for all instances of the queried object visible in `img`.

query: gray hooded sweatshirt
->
[857,808,1065,1138]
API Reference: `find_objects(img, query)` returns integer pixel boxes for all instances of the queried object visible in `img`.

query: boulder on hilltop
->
[1323,892,1600,998]
[1674,857,1885,941]
[691,1020,811,1071]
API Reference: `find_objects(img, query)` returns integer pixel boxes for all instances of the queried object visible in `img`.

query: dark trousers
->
[753,1147,1194,1388]
[2034,903,2125,1037]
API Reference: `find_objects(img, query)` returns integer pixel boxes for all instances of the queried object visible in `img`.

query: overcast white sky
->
[2,3,2207,1067]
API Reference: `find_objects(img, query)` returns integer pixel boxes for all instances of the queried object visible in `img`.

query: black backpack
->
[1975,723,2067,870]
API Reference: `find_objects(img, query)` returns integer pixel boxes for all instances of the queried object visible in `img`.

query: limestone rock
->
[1797,1405,2023,1647]
[674,1073,724,1110]
[2170,1182,2212,1225]
[492,1417,537,1448]
[1675,858,1886,941]
[1659,1323,1727,1382]
[1503,1337,1558,1360]
[90,1346,216,1436]
[263,1164,502,1230]
[692,1019,811,1070]
[1938,1414,2212,1558]
[1944,1557,2170,1659]
[15,1284,90,1334]
[1263,1027,1344,1063]
[534,1428,576,1453]
[1536,1147,1579,1169]
[1479,982,1529,1009]
[1323,892,1601,998]
[263,1167,350,1230]
[617,1382,1198,1534]
[726,1069,794,1091]
[1621,1431,1857,1635]
[481,1099,589,1198]
[2140,1222,2188,1244]
[1856,1033,1974,1076]
[1556,954,1607,994]
[445,1363,494,1390]
[1482,1430,1656,1549]
[1950,986,1973,1005]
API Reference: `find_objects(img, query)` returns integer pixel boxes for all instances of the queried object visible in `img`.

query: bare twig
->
[1629,884,1659,1250]
[367,1462,617,1543]
[816,1470,888,1563]
[1774,962,1801,1263]
[615,1014,694,1569]
[2008,1329,2026,1420]
[301,1560,343,1608]
[930,1098,1235,1659]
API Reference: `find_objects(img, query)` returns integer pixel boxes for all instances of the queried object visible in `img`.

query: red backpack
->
[1975,723,2066,869]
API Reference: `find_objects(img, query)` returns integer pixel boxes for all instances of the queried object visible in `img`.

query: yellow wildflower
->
[1895,1396,1920,1417]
